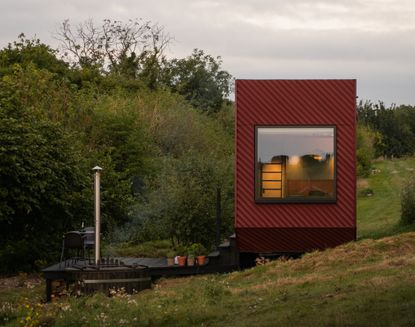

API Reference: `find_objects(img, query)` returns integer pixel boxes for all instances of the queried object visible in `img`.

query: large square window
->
[255,126,336,203]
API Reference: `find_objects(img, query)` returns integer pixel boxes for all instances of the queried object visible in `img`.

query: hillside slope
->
[2,232,415,326]
[132,232,415,326]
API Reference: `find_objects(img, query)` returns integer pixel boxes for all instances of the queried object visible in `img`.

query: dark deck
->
[43,257,236,276]
[42,236,240,301]
[42,255,238,301]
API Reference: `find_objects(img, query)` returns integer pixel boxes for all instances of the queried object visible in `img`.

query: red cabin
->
[235,80,356,254]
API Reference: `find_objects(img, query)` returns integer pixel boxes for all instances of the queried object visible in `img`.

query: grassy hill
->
[2,232,415,326]
[2,157,415,326]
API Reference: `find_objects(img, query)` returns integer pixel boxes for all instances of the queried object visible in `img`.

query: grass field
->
[357,157,415,239]
[2,157,415,326]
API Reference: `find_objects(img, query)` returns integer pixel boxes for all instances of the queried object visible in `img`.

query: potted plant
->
[187,245,196,267]
[176,245,187,267]
[193,243,207,266]
[166,250,175,266]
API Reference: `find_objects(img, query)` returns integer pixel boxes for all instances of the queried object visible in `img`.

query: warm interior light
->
[261,163,283,198]
[313,155,322,161]
[290,156,300,165]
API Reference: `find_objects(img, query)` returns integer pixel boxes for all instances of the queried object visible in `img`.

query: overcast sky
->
[1,0,414,105]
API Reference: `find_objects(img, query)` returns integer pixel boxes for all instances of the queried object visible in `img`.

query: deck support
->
[45,279,52,302]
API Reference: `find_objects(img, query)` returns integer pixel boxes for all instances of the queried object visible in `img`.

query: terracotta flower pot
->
[178,256,187,267]
[167,257,175,266]
[196,255,206,266]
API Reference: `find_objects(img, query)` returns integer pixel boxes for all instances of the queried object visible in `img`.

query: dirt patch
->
[357,178,369,189]
[0,276,19,289]
[0,275,42,290]
[155,275,199,288]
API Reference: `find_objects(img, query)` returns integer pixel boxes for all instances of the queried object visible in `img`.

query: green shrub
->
[105,240,173,258]
[400,176,415,225]
[356,125,378,177]
[204,281,227,304]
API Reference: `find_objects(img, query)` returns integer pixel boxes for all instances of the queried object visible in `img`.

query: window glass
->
[256,127,335,202]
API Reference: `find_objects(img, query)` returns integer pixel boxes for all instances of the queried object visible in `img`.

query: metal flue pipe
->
[93,166,102,265]
[215,187,221,249]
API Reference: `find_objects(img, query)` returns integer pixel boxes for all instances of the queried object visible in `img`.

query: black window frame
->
[254,125,337,204]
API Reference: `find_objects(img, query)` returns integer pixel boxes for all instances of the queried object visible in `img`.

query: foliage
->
[162,49,233,113]
[400,175,415,225]
[126,150,233,248]
[175,245,188,256]
[0,87,91,272]
[356,125,380,176]
[188,243,207,256]
[0,34,69,78]
[105,240,173,258]
[357,101,415,158]
[106,90,234,248]
[0,30,235,272]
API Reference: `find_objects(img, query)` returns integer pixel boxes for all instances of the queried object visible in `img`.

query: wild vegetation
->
[356,101,415,175]
[0,20,234,273]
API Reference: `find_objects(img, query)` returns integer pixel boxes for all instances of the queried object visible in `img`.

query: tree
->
[0,93,91,272]
[161,49,233,113]
[0,34,69,78]
[356,125,381,176]
[357,101,415,158]
[55,18,170,81]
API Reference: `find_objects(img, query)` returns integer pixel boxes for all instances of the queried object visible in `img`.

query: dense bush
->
[108,91,234,248]
[0,103,91,272]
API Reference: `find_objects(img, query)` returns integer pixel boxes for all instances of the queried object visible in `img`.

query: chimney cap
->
[92,166,102,171]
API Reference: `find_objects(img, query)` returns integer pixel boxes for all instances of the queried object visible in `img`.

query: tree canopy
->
[161,49,233,113]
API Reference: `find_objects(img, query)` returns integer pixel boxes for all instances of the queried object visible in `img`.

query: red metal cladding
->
[235,80,356,253]
[237,228,356,253]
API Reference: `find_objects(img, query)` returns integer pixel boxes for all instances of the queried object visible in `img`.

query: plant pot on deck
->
[196,255,206,266]
[178,256,187,267]
[187,255,195,267]
[166,251,176,266]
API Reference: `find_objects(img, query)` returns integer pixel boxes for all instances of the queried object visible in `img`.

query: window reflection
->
[256,127,335,201]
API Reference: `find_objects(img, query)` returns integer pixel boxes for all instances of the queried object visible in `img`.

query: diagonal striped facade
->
[235,80,356,253]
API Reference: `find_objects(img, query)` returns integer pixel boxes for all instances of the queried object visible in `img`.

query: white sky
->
[1,0,414,105]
